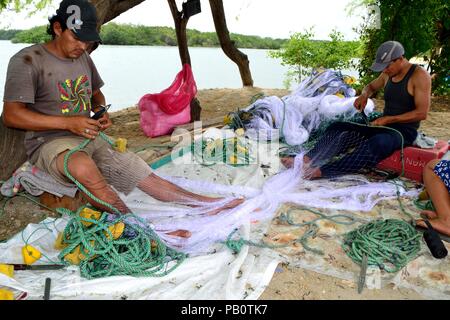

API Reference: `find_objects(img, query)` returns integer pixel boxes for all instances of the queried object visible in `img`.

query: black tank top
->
[383,64,420,131]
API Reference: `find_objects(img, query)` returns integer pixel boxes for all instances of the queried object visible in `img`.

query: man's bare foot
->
[281,155,313,170]
[416,218,450,238]
[207,198,245,216]
[303,167,322,179]
[281,157,295,168]
[166,229,192,238]
[420,210,438,220]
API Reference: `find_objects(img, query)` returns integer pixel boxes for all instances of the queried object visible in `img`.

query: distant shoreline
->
[0,23,289,49]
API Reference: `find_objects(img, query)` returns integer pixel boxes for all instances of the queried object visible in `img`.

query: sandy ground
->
[0,87,448,300]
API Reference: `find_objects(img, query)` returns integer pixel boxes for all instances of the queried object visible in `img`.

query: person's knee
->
[425,159,441,171]
[59,152,106,187]
[368,134,401,157]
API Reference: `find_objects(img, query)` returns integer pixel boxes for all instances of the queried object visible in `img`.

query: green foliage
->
[0,0,52,13]
[269,28,361,87]
[2,22,288,49]
[354,0,449,95]
[0,28,20,39]
[11,25,50,43]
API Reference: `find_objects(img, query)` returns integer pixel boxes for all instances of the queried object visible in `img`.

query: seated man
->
[416,159,450,237]
[2,0,242,237]
[282,40,431,179]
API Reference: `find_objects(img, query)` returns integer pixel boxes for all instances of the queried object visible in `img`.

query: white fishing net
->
[234,70,374,146]
[126,142,417,256]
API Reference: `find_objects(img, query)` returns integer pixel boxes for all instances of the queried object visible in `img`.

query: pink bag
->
[138,64,197,137]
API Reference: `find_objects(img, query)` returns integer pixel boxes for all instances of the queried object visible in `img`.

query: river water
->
[0,40,359,113]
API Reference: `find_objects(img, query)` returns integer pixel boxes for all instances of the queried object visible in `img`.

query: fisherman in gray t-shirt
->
[2,0,242,236]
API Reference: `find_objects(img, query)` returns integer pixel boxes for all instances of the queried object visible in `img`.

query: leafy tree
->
[269,28,360,87]
[0,28,20,39]
[4,23,287,49]
[352,0,449,95]
[11,25,50,43]
[1,0,52,13]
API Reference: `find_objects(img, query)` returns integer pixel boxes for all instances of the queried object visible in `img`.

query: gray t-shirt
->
[3,43,104,157]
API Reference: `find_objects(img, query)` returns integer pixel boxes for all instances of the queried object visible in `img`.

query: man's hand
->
[354,93,368,111]
[65,116,103,139]
[370,116,391,126]
[98,112,112,131]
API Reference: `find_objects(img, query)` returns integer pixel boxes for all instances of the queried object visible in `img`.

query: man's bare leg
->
[281,155,312,169]
[137,173,244,215]
[56,151,130,214]
[416,159,450,237]
[280,155,322,179]
[57,152,191,238]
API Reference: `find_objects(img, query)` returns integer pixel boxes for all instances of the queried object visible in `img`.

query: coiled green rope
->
[56,205,185,279]
[57,133,186,279]
[342,219,421,273]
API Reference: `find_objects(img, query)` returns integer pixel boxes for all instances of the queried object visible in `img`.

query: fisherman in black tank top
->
[281,41,431,181]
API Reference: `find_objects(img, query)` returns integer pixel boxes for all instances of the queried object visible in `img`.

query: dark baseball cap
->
[55,0,101,43]
[370,41,405,72]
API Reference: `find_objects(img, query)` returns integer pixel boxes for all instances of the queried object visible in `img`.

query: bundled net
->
[291,68,357,98]
[224,69,373,146]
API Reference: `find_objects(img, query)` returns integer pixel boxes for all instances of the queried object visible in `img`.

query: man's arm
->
[354,73,389,111]
[91,89,106,112]
[371,69,431,126]
[2,101,103,139]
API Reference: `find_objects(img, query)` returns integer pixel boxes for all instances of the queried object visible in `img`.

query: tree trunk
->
[91,0,146,25]
[209,0,254,87]
[167,0,191,66]
[0,116,27,181]
[167,0,201,121]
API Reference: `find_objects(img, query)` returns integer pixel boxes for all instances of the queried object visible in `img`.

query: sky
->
[0,0,369,40]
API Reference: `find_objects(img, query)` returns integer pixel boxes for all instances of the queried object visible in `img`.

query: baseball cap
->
[55,0,101,43]
[370,41,405,72]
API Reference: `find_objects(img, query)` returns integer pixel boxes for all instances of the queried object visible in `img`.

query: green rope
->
[224,225,323,256]
[387,179,417,221]
[56,205,186,279]
[414,198,435,211]
[279,207,366,226]
[0,186,58,219]
[56,133,186,278]
[224,207,363,255]
[63,133,121,215]
[342,219,421,273]
[21,217,63,265]
[191,137,253,167]
[249,93,266,104]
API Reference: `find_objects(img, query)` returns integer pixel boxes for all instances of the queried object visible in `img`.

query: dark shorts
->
[434,160,450,193]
